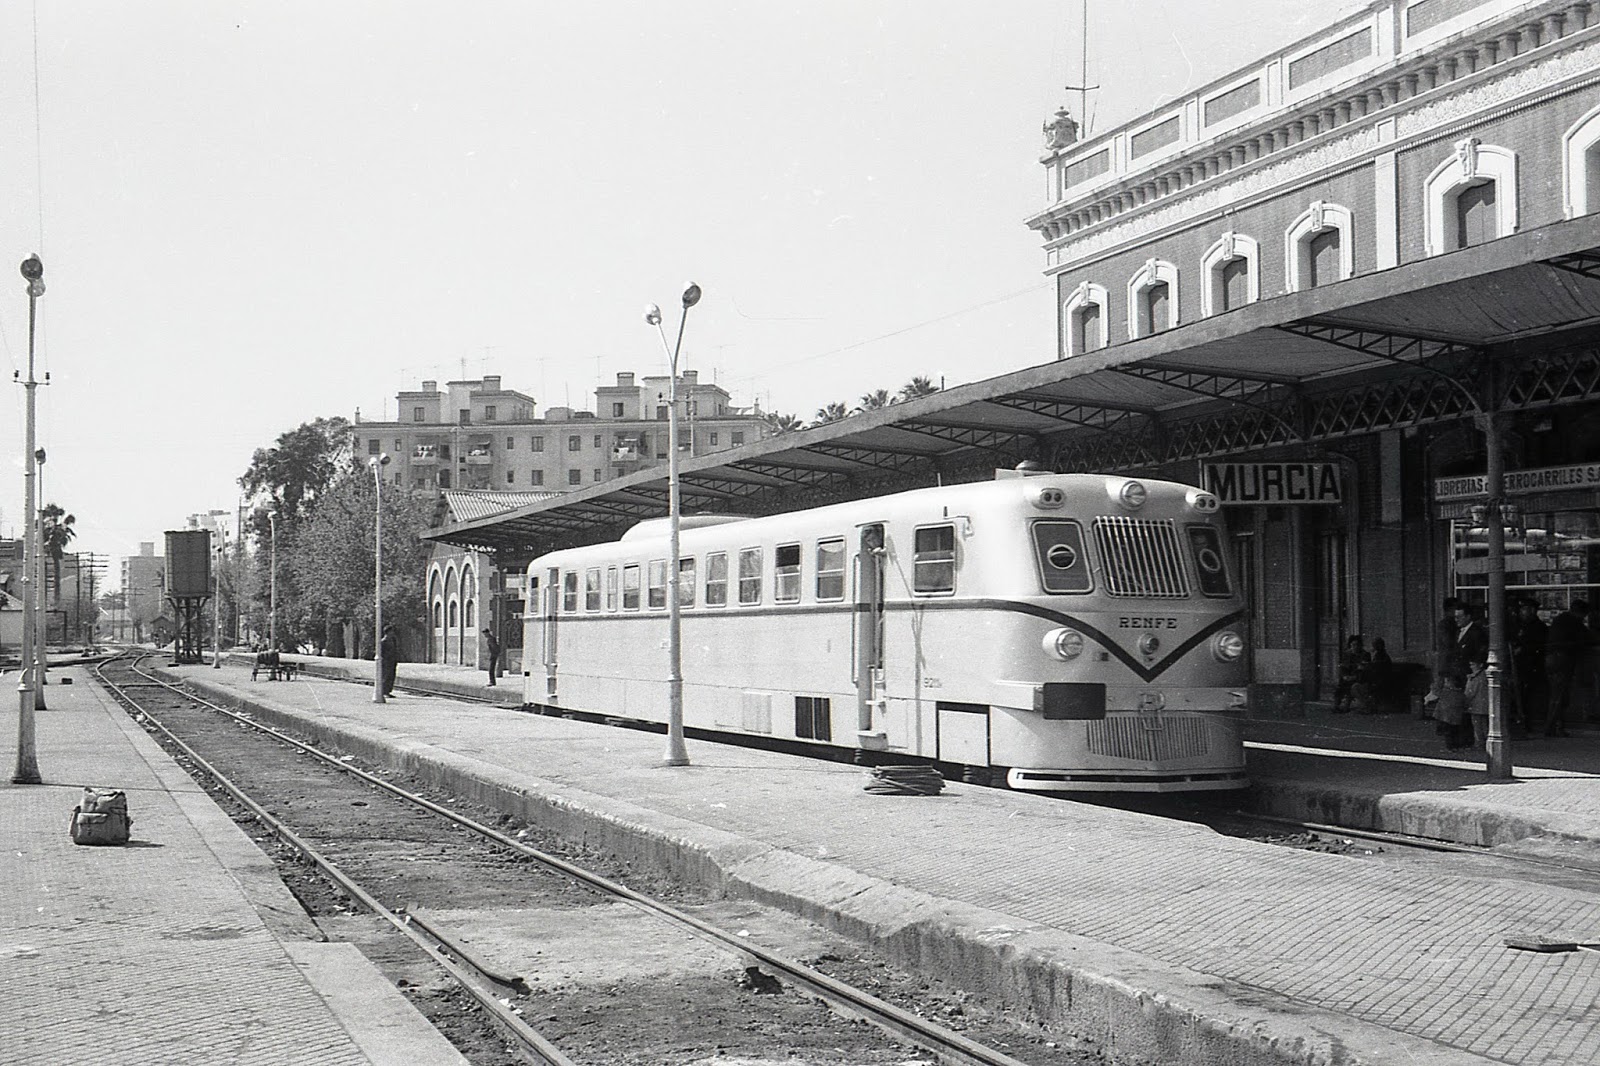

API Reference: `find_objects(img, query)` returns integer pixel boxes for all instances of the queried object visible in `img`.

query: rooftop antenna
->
[1058,0,1099,137]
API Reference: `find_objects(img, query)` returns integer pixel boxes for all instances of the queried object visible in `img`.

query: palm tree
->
[897,376,941,403]
[763,412,806,435]
[40,502,75,603]
[813,401,849,426]
[855,388,892,413]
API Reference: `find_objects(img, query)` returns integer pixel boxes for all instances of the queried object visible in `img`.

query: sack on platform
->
[70,788,131,846]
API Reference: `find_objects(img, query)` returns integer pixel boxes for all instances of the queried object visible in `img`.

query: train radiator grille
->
[1091,517,1189,598]
[1086,715,1211,760]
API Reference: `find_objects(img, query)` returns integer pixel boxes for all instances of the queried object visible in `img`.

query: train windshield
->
[1031,521,1093,593]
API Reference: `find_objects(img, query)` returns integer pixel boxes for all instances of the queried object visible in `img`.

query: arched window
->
[1285,201,1354,291]
[1200,232,1260,316]
[1562,104,1600,218]
[1424,139,1517,256]
[1126,259,1179,338]
[1062,281,1109,358]
[448,600,458,627]
[465,599,476,628]
[432,601,443,627]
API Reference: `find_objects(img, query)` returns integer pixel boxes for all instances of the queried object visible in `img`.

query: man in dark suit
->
[1545,600,1589,738]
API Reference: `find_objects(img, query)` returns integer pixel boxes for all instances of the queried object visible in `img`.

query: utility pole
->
[12,254,44,785]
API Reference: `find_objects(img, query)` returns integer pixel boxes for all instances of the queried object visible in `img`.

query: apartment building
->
[354,372,767,494]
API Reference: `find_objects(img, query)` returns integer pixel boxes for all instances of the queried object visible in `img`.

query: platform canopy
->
[429,214,1600,556]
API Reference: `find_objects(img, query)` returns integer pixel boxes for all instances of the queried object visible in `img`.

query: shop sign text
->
[1432,462,1600,502]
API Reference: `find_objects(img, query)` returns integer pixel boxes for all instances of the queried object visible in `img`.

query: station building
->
[1028,0,1600,711]
[429,0,1600,722]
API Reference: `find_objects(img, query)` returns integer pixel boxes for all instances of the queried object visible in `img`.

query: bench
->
[251,651,299,681]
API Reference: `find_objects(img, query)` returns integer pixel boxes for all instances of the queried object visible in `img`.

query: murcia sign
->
[1202,462,1342,505]
[1433,462,1600,502]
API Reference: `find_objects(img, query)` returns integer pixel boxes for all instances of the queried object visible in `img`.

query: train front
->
[984,475,1249,792]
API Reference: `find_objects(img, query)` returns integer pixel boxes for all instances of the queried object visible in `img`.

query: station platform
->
[161,655,1599,1066]
[0,666,467,1066]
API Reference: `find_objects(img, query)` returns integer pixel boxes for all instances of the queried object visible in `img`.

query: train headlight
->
[1137,633,1160,657]
[1211,631,1246,662]
[1042,627,1085,660]
[1117,480,1147,509]
[1187,489,1220,513]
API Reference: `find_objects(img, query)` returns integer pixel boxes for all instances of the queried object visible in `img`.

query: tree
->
[813,401,849,426]
[239,417,354,650]
[897,376,941,402]
[856,388,892,412]
[763,412,805,434]
[290,471,433,659]
[240,417,353,527]
[40,503,75,603]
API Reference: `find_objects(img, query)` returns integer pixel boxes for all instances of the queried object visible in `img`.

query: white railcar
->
[525,472,1249,792]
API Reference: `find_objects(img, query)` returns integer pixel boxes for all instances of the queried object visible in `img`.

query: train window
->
[913,525,956,594]
[816,538,845,601]
[1031,520,1093,594]
[774,544,801,603]
[562,571,579,613]
[584,568,601,612]
[738,547,763,605]
[705,552,728,606]
[622,564,641,611]
[678,558,697,607]
[648,560,668,609]
[1187,525,1233,597]
[605,566,618,611]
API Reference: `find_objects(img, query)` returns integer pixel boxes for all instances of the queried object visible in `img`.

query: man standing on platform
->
[379,624,399,698]
[1545,600,1589,738]
[482,628,501,687]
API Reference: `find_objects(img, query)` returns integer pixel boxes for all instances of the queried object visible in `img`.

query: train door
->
[852,524,887,749]
[1312,531,1348,700]
[538,567,559,703]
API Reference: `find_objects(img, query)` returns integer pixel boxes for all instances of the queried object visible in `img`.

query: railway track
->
[94,653,1087,1066]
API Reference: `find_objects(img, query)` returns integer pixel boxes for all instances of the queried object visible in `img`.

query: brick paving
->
[0,669,412,1066]
[205,656,1600,1064]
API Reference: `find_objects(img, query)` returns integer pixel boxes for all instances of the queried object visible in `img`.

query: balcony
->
[411,444,440,464]
[464,445,494,466]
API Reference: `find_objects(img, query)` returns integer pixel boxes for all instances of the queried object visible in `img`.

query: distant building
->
[120,542,165,642]
[352,372,769,494]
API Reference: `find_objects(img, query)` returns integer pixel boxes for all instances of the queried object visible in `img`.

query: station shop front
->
[1194,395,1600,716]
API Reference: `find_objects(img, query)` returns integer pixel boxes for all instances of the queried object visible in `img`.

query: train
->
[524,470,1250,792]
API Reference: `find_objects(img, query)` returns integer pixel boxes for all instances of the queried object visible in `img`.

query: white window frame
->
[1562,104,1600,219]
[1199,231,1260,317]
[1423,139,1518,256]
[1062,281,1109,358]
[1284,200,1354,292]
[1125,258,1179,338]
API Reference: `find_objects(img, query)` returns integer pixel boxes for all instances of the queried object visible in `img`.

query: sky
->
[0,0,1365,581]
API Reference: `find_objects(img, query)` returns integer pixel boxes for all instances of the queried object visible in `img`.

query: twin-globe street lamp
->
[644,282,701,767]
[370,453,391,704]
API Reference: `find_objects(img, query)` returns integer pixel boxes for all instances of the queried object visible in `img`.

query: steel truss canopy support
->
[427,215,1600,561]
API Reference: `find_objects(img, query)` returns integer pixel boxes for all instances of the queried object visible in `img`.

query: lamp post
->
[267,510,278,650]
[33,447,47,706]
[644,282,701,767]
[370,454,391,704]
[12,255,44,784]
